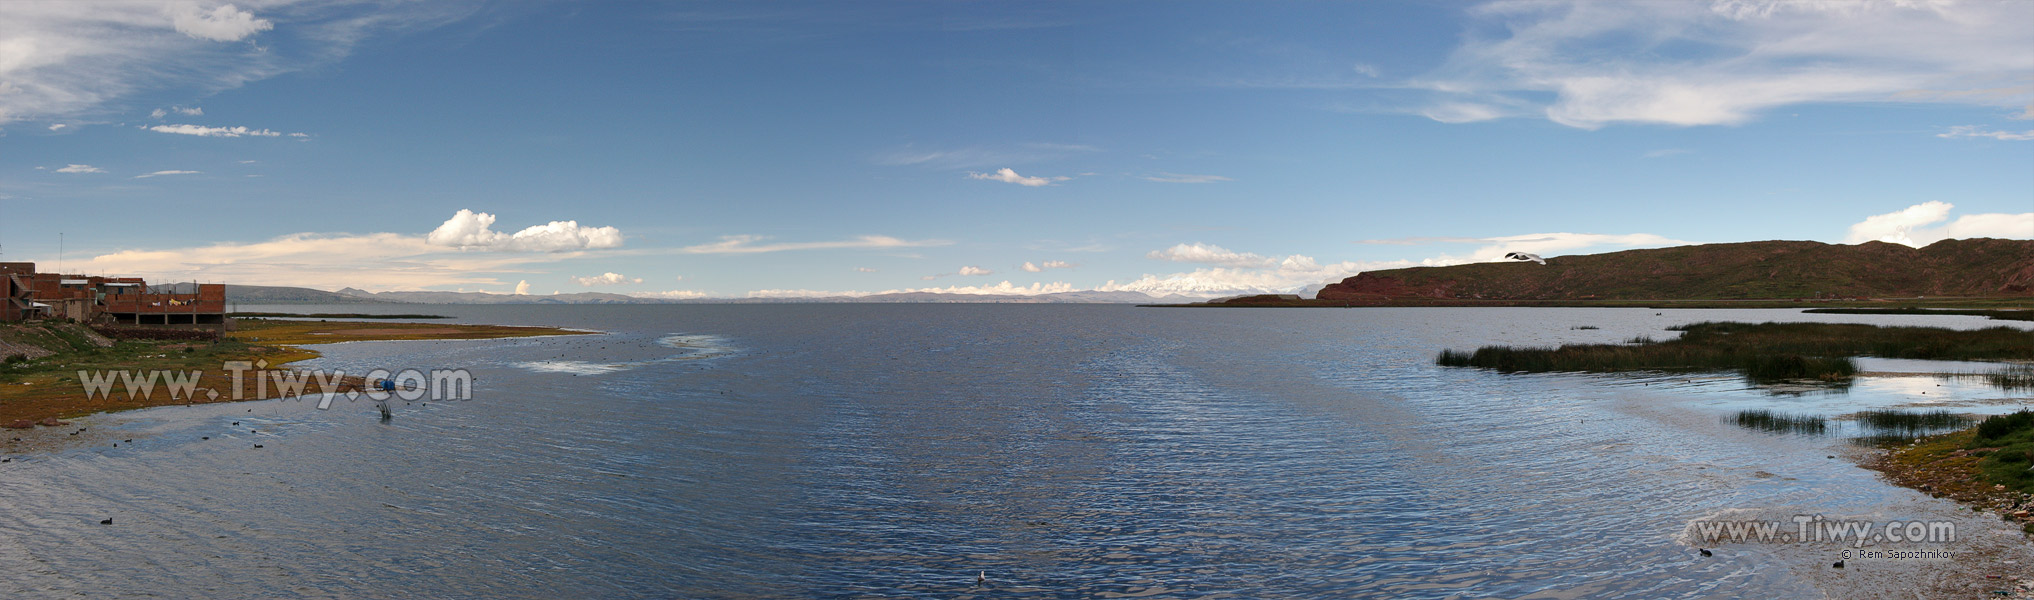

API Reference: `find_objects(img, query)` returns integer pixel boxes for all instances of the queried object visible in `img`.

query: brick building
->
[0,262,227,328]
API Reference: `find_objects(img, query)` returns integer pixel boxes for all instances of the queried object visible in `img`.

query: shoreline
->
[0,318,586,425]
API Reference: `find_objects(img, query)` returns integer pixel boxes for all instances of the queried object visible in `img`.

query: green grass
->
[1731,409,1828,434]
[1967,410,2034,495]
[1856,409,1972,436]
[1439,321,2034,383]
[1803,307,2034,322]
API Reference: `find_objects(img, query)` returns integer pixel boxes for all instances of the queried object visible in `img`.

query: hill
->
[1316,238,2034,304]
[151,283,389,304]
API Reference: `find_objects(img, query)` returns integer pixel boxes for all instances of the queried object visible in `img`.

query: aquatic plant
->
[1855,409,1971,436]
[1435,322,2034,382]
[1731,409,1827,434]
[1802,307,2034,322]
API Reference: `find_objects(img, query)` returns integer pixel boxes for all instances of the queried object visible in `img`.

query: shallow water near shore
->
[2,305,2030,598]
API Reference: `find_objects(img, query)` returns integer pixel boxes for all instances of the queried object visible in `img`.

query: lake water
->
[3,305,2030,598]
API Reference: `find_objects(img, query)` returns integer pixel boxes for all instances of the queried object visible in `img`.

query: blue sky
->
[2,0,2030,298]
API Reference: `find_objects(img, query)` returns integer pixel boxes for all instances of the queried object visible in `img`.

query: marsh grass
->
[1855,409,1972,437]
[1968,410,2034,495]
[1436,322,2034,382]
[1570,325,1600,330]
[1731,409,1827,434]
[1803,307,2034,322]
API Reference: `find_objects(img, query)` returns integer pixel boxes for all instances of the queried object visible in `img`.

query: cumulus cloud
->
[958,266,992,276]
[1021,262,1042,272]
[681,234,948,254]
[1937,126,2034,141]
[1146,243,1278,268]
[426,209,624,252]
[967,168,1068,187]
[146,124,295,137]
[1143,172,1233,184]
[168,3,273,42]
[1102,254,1414,298]
[1417,0,2034,129]
[570,272,643,286]
[513,280,530,295]
[54,164,105,174]
[133,169,200,178]
[1845,201,2034,247]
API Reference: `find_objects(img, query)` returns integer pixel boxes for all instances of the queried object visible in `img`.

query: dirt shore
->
[0,318,584,424]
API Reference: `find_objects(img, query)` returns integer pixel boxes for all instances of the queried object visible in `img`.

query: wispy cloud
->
[1845,201,2034,247]
[133,170,201,179]
[64,209,625,291]
[54,164,105,174]
[680,234,949,254]
[874,143,1097,170]
[149,106,203,119]
[0,1,486,126]
[1143,172,1233,184]
[922,265,995,280]
[146,124,301,138]
[1415,0,2034,129]
[967,167,1069,187]
[570,272,643,286]
[1937,126,2034,141]
[1147,243,1277,268]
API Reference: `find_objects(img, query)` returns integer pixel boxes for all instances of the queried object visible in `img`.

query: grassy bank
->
[0,319,581,424]
[1867,411,2034,533]
[1436,321,2034,381]
[1803,307,2034,322]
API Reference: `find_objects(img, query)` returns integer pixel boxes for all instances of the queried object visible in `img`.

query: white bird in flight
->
[1504,252,1546,265]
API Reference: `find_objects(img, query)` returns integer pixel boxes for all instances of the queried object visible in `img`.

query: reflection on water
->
[0,305,2027,598]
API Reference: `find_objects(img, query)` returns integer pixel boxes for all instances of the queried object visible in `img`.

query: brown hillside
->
[1316,238,2034,303]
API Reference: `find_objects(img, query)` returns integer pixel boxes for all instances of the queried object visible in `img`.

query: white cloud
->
[571,272,643,286]
[1102,255,1414,298]
[47,123,67,131]
[854,267,877,273]
[958,266,992,276]
[967,167,1068,187]
[513,280,530,295]
[54,164,105,173]
[1143,172,1233,184]
[133,169,200,178]
[746,280,1082,298]
[875,143,1098,169]
[680,234,948,254]
[68,231,580,292]
[1418,0,2034,129]
[1845,201,2034,247]
[146,123,294,137]
[1146,243,1278,268]
[0,2,483,125]
[1937,126,2034,141]
[627,290,709,299]
[150,106,202,119]
[1020,262,1042,272]
[1042,260,1072,269]
[426,209,624,252]
[168,3,273,42]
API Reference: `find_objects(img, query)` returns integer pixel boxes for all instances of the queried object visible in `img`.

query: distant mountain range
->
[170,283,1199,305]
[1317,238,2034,303]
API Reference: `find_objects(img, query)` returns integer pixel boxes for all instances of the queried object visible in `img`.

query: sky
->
[2,0,2031,299]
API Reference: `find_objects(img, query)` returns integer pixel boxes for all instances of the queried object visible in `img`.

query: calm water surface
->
[2,305,2029,598]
